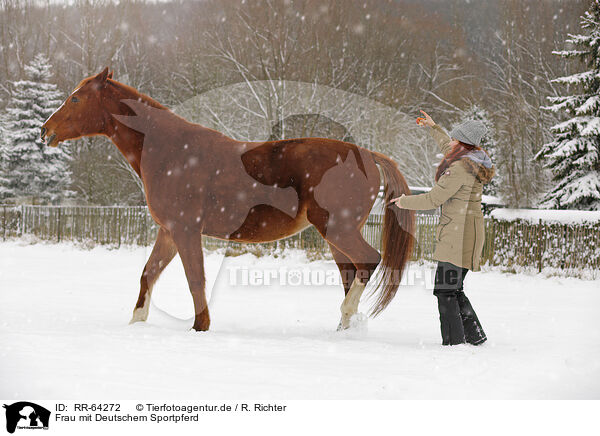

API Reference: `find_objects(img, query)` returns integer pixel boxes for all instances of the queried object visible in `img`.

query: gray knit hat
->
[449,120,487,146]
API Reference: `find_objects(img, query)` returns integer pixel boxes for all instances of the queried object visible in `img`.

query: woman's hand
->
[390,194,406,208]
[416,110,435,127]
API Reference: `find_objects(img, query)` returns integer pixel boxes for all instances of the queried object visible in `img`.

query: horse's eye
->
[71,96,79,103]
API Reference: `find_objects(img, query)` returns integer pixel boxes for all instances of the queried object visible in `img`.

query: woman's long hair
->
[435,141,481,182]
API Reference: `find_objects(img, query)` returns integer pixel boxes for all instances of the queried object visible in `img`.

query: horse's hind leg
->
[329,228,382,327]
[328,243,357,296]
[309,209,380,329]
[130,227,177,324]
[328,244,360,330]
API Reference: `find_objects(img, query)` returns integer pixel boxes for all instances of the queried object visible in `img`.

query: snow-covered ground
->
[1,241,599,399]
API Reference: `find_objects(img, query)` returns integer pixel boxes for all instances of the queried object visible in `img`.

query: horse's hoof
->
[129,309,148,324]
[192,322,210,332]
[336,320,349,331]
[337,313,367,332]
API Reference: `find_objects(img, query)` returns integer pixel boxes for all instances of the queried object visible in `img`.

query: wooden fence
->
[1,205,599,272]
[1,205,155,246]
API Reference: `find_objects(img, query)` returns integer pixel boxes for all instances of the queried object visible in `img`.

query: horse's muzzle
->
[41,126,58,147]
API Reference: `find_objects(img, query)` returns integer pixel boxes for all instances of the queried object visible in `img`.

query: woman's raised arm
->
[418,110,452,156]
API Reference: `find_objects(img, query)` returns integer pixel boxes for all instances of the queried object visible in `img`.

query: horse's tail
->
[368,151,415,317]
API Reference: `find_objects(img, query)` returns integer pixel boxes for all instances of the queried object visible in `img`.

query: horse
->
[41,67,415,331]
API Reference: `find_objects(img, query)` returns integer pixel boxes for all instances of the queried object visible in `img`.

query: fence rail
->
[1,205,599,272]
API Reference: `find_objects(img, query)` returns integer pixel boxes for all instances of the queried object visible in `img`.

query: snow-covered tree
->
[535,1,600,210]
[0,115,9,199]
[1,54,72,203]
[453,105,500,197]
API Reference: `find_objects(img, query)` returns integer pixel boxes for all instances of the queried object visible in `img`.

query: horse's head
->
[41,67,114,147]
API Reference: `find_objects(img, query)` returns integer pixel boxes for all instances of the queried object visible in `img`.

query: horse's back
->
[241,137,379,187]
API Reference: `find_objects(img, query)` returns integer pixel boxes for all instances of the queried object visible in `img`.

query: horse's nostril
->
[41,127,46,140]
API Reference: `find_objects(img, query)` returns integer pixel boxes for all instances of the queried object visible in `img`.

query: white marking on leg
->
[339,278,365,330]
[129,288,153,324]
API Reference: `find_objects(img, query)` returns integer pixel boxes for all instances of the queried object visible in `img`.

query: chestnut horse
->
[42,68,414,331]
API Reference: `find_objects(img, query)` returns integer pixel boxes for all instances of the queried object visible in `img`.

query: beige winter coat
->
[397,124,495,271]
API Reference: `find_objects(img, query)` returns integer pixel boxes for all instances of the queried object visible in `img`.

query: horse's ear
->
[108,70,114,79]
[95,67,110,85]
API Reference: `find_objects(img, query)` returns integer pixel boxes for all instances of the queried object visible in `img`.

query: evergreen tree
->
[1,54,71,203]
[452,105,500,197]
[536,1,600,210]
[0,115,9,199]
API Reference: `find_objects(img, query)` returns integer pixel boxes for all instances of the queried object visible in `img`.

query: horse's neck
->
[107,125,144,176]
[104,83,168,177]
[103,81,230,177]
[104,123,142,177]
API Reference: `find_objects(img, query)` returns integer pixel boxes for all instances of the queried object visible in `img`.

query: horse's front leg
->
[172,229,210,331]
[130,227,177,324]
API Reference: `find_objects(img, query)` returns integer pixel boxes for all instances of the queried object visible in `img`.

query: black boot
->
[456,291,487,345]
[436,293,466,345]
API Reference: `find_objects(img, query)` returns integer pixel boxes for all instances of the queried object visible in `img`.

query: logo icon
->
[3,402,50,434]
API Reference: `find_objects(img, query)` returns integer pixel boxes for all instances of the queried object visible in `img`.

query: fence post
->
[537,218,543,273]
[143,209,148,246]
[57,207,61,243]
[117,208,121,248]
[20,205,24,236]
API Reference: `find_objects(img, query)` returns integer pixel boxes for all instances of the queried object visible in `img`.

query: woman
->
[392,110,494,346]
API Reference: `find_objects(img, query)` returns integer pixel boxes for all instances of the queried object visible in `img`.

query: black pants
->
[433,261,468,296]
[433,261,487,345]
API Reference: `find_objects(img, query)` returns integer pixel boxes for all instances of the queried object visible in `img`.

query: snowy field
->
[1,240,599,400]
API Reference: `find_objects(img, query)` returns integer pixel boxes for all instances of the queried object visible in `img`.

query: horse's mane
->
[107,79,168,111]
[73,76,168,112]
[105,77,232,137]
